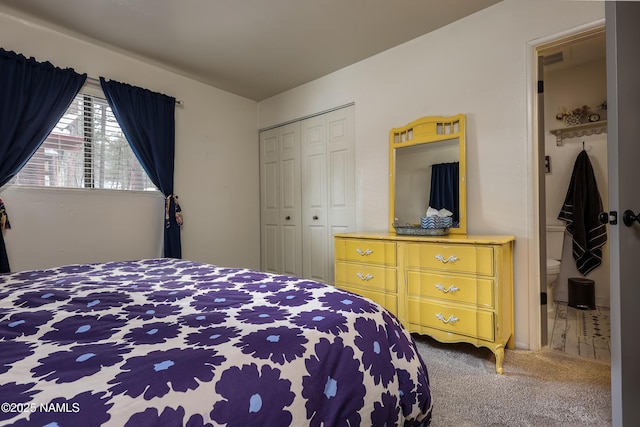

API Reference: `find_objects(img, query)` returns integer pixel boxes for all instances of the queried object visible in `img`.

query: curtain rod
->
[85,76,183,106]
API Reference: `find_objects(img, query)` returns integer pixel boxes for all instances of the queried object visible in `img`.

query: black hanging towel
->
[558,150,607,275]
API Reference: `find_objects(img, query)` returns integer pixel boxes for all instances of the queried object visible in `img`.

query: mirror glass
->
[389,115,466,234]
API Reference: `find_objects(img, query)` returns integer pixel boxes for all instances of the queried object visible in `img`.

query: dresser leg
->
[494,347,505,375]
[506,334,515,350]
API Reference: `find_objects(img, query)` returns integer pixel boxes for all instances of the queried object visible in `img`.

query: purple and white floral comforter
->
[0,258,432,426]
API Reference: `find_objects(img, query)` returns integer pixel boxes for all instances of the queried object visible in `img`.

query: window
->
[11,92,157,191]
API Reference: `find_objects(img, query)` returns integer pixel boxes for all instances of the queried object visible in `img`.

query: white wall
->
[258,0,605,349]
[0,8,260,271]
[544,58,609,307]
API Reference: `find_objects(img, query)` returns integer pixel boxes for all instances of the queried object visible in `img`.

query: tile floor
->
[547,301,611,362]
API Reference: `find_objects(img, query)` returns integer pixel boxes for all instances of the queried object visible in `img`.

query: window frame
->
[10,84,158,193]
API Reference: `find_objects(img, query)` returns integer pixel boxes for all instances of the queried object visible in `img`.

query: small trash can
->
[568,277,596,310]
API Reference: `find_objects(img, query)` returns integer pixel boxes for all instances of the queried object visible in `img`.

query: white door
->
[259,128,280,274]
[259,122,302,276]
[325,106,356,283]
[278,123,302,277]
[301,114,328,282]
[605,3,640,424]
[301,105,356,284]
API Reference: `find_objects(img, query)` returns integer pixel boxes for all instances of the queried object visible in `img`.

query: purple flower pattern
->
[0,310,52,339]
[0,341,34,374]
[124,303,181,320]
[126,406,213,427]
[32,343,131,383]
[383,311,416,362]
[180,311,228,328]
[124,322,181,345]
[371,391,400,426]
[186,326,240,347]
[266,289,313,307]
[237,326,308,365]
[64,291,133,312]
[0,258,431,426]
[13,289,71,308]
[0,382,39,422]
[109,347,226,400]
[302,337,366,427]
[236,304,289,324]
[211,363,295,426]
[354,317,395,387]
[320,290,380,314]
[292,309,348,335]
[41,314,127,344]
[10,391,113,427]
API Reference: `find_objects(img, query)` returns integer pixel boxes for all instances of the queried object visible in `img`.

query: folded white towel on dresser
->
[426,206,439,217]
[425,207,453,218]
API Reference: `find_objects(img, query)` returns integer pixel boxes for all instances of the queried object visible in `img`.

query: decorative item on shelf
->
[564,114,582,126]
[556,104,592,127]
[420,215,453,229]
[420,207,453,228]
[392,206,453,236]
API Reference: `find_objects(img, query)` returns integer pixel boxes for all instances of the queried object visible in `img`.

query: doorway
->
[536,27,610,360]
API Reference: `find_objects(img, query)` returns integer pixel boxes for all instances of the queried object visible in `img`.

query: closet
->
[260,105,355,283]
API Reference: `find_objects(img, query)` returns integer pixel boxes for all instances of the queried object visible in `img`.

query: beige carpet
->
[413,335,611,426]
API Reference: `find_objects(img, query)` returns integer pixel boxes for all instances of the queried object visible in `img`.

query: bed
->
[0,258,432,426]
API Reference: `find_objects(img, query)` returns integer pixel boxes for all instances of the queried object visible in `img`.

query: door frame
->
[526,19,606,351]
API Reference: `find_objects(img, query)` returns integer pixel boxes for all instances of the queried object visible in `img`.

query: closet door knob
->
[312,215,319,220]
[285,216,291,221]
[623,210,640,227]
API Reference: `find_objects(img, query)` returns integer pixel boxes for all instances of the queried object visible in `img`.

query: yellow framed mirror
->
[389,114,466,234]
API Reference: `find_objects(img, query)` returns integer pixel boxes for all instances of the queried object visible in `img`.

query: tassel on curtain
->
[99,78,182,259]
[429,162,460,226]
[0,48,87,273]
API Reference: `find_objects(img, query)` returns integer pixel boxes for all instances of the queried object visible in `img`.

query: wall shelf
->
[549,120,608,146]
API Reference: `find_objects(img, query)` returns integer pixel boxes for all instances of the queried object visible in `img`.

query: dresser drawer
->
[407,299,495,341]
[335,239,396,265]
[337,285,398,317]
[406,243,494,276]
[406,271,494,308]
[335,262,397,293]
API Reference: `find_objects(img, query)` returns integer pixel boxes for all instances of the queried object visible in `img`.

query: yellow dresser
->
[334,232,515,374]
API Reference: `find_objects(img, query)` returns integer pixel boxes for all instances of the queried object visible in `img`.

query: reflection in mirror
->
[389,115,466,234]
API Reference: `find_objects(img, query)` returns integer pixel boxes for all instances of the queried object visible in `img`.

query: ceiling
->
[0,0,501,101]
[541,28,606,73]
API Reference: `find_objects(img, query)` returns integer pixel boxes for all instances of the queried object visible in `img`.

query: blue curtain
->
[0,48,87,273]
[429,162,459,226]
[99,78,181,259]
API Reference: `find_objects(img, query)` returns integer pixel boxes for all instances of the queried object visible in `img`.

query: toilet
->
[546,225,566,314]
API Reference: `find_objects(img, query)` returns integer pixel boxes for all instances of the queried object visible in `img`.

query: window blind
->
[12,92,157,191]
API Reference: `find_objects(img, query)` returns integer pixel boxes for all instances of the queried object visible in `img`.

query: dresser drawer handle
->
[435,254,458,264]
[436,313,459,324]
[355,248,373,256]
[435,284,459,294]
[356,272,373,281]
